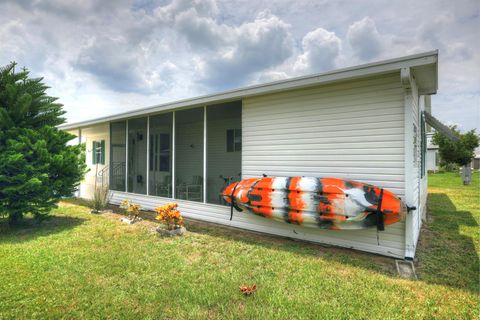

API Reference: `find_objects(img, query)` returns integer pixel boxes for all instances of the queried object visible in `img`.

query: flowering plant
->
[120,199,141,223]
[155,203,184,230]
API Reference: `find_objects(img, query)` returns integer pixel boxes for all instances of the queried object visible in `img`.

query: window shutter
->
[101,140,105,164]
[92,141,97,164]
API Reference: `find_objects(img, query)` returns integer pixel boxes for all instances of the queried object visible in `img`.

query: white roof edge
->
[59,50,438,130]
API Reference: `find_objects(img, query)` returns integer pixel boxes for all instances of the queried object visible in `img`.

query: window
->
[108,100,242,205]
[128,117,148,194]
[175,108,204,202]
[92,140,105,165]
[207,102,242,204]
[226,128,241,152]
[110,121,126,191]
[150,133,170,172]
[149,113,173,197]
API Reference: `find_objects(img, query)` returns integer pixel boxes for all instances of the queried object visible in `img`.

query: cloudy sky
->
[1,0,478,131]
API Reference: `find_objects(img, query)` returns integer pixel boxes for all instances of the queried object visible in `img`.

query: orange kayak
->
[222,176,407,230]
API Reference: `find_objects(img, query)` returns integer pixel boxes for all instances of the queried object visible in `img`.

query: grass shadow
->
[129,208,399,276]
[131,195,479,293]
[6,192,476,293]
[416,192,479,293]
[0,215,86,244]
[184,217,399,273]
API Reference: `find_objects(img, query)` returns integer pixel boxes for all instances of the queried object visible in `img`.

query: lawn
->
[0,173,478,319]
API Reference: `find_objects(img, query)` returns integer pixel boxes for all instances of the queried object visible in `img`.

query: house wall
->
[82,72,415,258]
[240,72,406,258]
[426,149,438,171]
[403,75,428,258]
[77,123,110,199]
[66,129,81,197]
[419,96,429,229]
[426,132,438,172]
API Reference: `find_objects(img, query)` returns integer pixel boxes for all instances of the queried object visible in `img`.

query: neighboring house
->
[426,133,480,172]
[426,132,439,172]
[61,51,446,259]
[473,147,480,170]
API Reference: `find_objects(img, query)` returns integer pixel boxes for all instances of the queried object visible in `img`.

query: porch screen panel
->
[149,113,173,197]
[206,101,242,205]
[110,121,126,191]
[175,107,204,202]
[127,117,148,194]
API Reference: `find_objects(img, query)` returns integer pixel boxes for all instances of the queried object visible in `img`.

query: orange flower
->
[154,203,183,230]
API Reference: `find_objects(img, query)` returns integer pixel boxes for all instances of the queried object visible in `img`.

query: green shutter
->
[100,140,105,164]
[92,141,97,164]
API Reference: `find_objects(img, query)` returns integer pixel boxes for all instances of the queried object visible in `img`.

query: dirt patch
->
[396,260,418,280]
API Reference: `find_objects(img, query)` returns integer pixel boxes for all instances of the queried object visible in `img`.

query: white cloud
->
[0,0,478,132]
[192,10,295,89]
[432,93,480,132]
[174,8,229,51]
[293,28,341,75]
[154,0,218,22]
[347,17,384,61]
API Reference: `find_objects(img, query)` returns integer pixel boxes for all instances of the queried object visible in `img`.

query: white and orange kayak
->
[222,176,407,230]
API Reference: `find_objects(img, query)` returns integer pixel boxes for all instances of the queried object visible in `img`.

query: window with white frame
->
[226,128,241,152]
[92,140,105,165]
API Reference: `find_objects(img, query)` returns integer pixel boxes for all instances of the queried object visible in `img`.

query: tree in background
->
[0,62,86,224]
[433,126,479,185]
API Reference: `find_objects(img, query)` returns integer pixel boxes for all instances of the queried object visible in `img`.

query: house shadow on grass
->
[416,192,479,294]
[0,215,86,244]
[123,208,399,276]
[181,219,400,276]
[180,194,479,293]
[40,196,479,293]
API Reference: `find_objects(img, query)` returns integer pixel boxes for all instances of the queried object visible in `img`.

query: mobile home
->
[60,51,443,259]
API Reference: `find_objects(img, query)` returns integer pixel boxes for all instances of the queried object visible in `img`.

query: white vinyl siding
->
[403,73,428,258]
[411,79,421,248]
[242,72,406,258]
[418,96,429,233]
[405,78,427,257]
[79,124,110,199]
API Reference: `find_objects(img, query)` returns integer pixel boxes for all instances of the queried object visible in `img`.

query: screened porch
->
[109,101,242,206]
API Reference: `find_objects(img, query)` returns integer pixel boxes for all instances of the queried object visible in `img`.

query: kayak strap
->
[376,188,385,231]
[230,182,240,221]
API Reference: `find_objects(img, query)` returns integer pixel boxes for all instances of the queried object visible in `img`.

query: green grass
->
[0,173,478,319]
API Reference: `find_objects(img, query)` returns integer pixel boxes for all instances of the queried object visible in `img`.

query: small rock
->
[121,217,134,224]
[156,226,186,236]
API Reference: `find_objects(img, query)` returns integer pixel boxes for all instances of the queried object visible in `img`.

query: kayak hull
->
[222,176,406,230]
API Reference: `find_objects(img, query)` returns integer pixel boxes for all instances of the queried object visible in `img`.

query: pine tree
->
[0,62,87,224]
